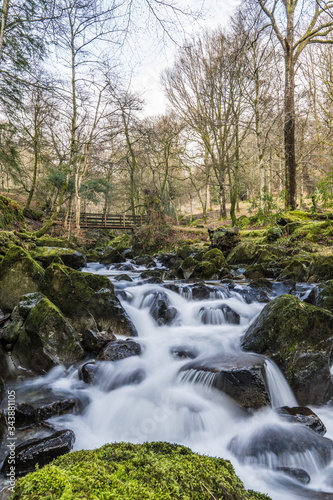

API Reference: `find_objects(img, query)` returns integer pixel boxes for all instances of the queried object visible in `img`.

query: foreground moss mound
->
[12,442,270,500]
[0,195,26,230]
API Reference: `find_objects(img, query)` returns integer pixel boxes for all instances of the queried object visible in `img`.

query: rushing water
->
[8,263,333,500]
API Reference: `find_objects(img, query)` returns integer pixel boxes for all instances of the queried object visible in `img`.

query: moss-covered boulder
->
[277,258,309,282]
[227,242,259,265]
[31,247,86,270]
[306,280,333,312]
[42,264,137,337]
[12,442,270,500]
[193,260,218,280]
[100,246,126,265]
[0,195,26,230]
[0,230,23,256]
[181,256,198,279]
[11,294,84,373]
[35,236,77,249]
[307,254,333,281]
[242,294,333,405]
[202,248,226,268]
[0,246,44,313]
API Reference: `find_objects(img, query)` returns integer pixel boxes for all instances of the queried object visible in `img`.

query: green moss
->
[194,260,218,279]
[202,248,226,268]
[109,234,131,252]
[35,236,77,249]
[182,256,198,270]
[0,195,26,230]
[12,442,270,500]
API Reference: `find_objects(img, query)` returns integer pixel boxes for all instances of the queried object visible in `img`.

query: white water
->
[12,268,333,500]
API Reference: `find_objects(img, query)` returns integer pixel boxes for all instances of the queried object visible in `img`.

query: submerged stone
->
[277,406,326,436]
[98,339,141,361]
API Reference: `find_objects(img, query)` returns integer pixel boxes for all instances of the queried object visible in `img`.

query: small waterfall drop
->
[264,359,298,408]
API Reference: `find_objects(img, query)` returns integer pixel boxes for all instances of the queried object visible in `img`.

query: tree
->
[256,0,333,209]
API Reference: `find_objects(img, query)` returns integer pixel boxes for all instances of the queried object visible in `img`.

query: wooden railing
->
[43,212,147,229]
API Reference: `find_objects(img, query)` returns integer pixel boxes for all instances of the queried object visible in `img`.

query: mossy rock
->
[202,248,226,268]
[0,246,44,313]
[109,234,131,252]
[100,246,126,265]
[242,294,333,405]
[307,255,333,281]
[277,258,309,282]
[12,442,270,500]
[31,247,86,270]
[0,195,26,230]
[226,242,259,265]
[42,264,137,337]
[292,220,333,242]
[307,280,333,312]
[181,256,198,279]
[12,294,84,373]
[0,230,24,256]
[193,260,218,280]
[35,236,77,249]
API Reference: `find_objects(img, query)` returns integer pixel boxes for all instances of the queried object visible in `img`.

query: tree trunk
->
[285,42,297,210]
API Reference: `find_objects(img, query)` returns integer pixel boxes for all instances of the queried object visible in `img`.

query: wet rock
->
[199,305,240,325]
[42,263,137,337]
[113,274,133,282]
[305,280,333,312]
[277,406,326,435]
[186,283,212,300]
[12,294,84,373]
[140,270,165,283]
[274,467,310,485]
[192,261,218,280]
[82,329,116,353]
[0,344,10,400]
[31,247,87,270]
[230,281,273,304]
[1,429,75,475]
[133,255,155,267]
[3,398,77,428]
[0,313,10,327]
[0,246,44,313]
[122,248,134,259]
[149,292,177,326]
[181,256,198,279]
[308,255,333,281]
[170,346,198,360]
[228,424,333,467]
[277,258,309,282]
[100,247,126,265]
[1,293,44,345]
[98,339,141,361]
[79,361,99,384]
[179,353,270,409]
[242,294,333,405]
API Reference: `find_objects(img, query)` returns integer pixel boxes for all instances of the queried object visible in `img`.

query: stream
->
[5,261,333,500]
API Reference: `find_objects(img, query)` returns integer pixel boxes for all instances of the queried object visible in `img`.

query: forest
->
[1,0,333,234]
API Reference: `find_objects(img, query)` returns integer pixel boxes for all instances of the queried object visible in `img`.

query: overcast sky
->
[131,0,241,117]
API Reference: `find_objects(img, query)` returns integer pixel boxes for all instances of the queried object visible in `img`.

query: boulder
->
[82,329,116,353]
[308,255,333,281]
[100,246,126,265]
[2,398,77,429]
[12,295,84,373]
[0,195,26,230]
[242,294,333,405]
[305,280,333,312]
[193,260,218,280]
[1,293,44,344]
[1,429,75,476]
[208,227,240,256]
[31,247,87,270]
[145,291,177,326]
[181,256,198,279]
[42,263,137,337]
[0,246,44,313]
[277,258,309,282]
[199,305,240,325]
[78,361,99,384]
[277,406,326,436]
[228,424,333,467]
[98,339,141,361]
[202,248,226,268]
[179,353,270,409]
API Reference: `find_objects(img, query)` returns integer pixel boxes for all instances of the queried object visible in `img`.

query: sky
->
[131,0,241,117]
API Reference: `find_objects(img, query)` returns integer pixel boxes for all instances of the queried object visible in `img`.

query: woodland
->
[0,0,333,234]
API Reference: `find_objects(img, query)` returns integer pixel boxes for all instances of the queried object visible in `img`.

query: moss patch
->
[12,442,270,500]
[0,195,26,230]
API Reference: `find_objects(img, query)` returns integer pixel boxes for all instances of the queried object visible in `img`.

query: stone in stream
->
[228,424,333,468]
[1,429,75,476]
[141,290,177,326]
[100,246,126,265]
[274,467,311,485]
[1,398,77,429]
[179,353,270,410]
[98,339,141,362]
[11,294,84,373]
[82,329,116,353]
[199,304,240,325]
[276,406,326,436]
[79,361,99,384]
[242,294,333,405]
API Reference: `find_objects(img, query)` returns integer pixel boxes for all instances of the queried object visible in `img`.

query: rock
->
[42,263,137,337]
[277,258,309,282]
[199,305,240,324]
[277,406,326,435]
[0,195,26,230]
[78,361,99,384]
[0,246,44,313]
[12,294,84,373]
[274,467,310,485]
[193,260,218,280]
[228,424,333,467]
[10,442,269,500]
[100,246,126,265]
[1,429,75,476]
[181,256,198,279]
[0,344,10,400]
[1,293,44,344]
[82,329,117,353]
[242,294,333,405]
[179,353,270,409]
[147,291,177,326]
[133,255,155,267]
[208,227,241,256]
[98,339,141,361]
[305,280,333,312]
[202,248,226,268]
[308,255,333,281]
[113,274,133,282]
[170,346,198,359]
[2,398,77,428]
[31,247,87,270]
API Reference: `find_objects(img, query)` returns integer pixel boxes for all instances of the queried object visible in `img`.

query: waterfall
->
[264,359,298,409]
